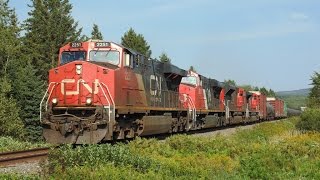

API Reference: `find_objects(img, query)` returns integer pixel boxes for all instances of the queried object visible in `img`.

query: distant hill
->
[276,88,310,97]
[276,88,310,110]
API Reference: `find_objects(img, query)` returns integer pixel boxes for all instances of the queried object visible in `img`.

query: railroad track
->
[0,147,50,167]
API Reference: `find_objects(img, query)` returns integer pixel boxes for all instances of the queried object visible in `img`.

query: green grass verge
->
[5,118,320,179]
[0,136,49,153]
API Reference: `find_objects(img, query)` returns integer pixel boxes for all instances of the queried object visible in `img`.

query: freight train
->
[40,40,287,144]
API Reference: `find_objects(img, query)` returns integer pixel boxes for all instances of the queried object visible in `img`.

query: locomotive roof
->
[150,59,188,77]
[221,83,236,90]
[162,62,188,77]
[209,79,223,88]
[222,83,236,95]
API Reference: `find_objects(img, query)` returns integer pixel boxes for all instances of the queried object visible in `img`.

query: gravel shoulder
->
[191,120,280,138]
[0,162,42,175]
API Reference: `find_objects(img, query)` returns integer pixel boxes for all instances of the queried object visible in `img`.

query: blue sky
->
[9,0,320,91]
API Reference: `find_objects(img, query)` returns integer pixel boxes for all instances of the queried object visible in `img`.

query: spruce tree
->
[308,72,320,108]
[159,52,171,63]
[91,23,103,40]
[223,79,236,87]
[9,62,44,141]
[23,0,83,79]
[268,89,276,97]
[0,0,20,76]
[0,77,24,138]
[121,28,152,57]
[259,87,269,96]
[0,0,25,139]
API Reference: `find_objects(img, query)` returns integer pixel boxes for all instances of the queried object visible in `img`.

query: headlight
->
[86,98,92,105]
[52,98,58,105]
[76,64,82,75]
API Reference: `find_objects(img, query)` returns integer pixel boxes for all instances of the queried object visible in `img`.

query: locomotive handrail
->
[100,82,115,108]
[183,94,196,125]
[245,103,250,119]
[187,95,196,123]
[39,82,57,123]
[97,83,111,121]
[45,83,59,111]
[98,82,115,122]
[224,100,230,120]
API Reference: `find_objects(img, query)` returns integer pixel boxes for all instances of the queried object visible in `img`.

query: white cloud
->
[118,0,211,20]
[190,21,317,43]
[290,12,309,21]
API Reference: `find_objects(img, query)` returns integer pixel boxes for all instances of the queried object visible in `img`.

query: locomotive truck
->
[40,40,286,144]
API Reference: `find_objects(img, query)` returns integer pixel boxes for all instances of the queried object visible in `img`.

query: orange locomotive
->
[40,40,285,144]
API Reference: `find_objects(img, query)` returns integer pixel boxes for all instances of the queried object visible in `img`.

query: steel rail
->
[0,147,50,167]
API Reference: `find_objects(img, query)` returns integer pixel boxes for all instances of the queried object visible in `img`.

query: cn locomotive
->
[40,40,287,144]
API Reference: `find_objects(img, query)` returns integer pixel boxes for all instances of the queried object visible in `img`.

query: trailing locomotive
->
[40,40,287,144]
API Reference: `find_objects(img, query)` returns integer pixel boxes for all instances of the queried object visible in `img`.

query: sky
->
[9,0,320,91]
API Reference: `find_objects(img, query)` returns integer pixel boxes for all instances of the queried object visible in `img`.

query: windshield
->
[89,50,120,65]
[181,76,197,86]
[61,51,86,64]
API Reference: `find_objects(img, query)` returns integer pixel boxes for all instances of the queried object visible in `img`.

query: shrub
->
[296,109,320,132]
[47,144,157,173]
[0,78,25,139]
[0,136,48,152]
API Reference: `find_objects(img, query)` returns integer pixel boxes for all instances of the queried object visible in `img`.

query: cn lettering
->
[61,79,99,95]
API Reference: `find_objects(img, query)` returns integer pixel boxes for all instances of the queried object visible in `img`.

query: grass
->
[0,136,49,153]
[3,117,320,179]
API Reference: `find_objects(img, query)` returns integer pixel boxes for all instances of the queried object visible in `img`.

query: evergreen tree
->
[254,86,260,91]
[224,79,236,87]
[121,28,152,57]
[259,87,268,96]
[240,84,253,91]
[159,52,171,63]
[0,77,24,138]
[79,34,89,41]
[308,71,320,108]
[189,65,196,72]
[22,0,82,79]
[91,23,103,40]
[268,89,276,97]
[9,62,44,141]
[0,0,26,139]
[0,0,20,76]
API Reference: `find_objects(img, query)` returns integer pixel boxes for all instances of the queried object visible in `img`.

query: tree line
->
[223,79,276,97]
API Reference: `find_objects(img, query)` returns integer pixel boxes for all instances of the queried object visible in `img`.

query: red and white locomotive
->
[40,40,286,144]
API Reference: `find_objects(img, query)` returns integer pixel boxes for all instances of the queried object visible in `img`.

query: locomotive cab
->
[179,72,223,129]
[179,71,206,110]
[236,88,246,111]
[250,91,267,120]
[41,40,132,144]
[179,71,222,111]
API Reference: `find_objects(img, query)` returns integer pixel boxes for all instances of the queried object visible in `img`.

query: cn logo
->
[61,79,99,95]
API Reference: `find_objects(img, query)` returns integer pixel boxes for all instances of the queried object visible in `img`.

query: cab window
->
[61,51,86,64]
[89,50,120,65]
[181,76,197,86]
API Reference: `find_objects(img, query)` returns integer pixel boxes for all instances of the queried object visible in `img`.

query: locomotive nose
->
[75,64,82,75]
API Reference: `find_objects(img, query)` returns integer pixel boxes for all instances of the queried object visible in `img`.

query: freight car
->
[40,40,287,144]
[267,97,287,119]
